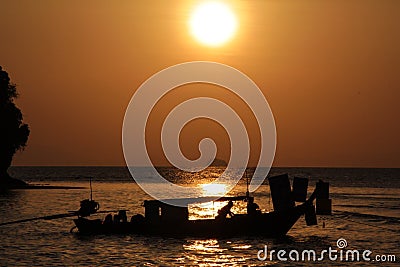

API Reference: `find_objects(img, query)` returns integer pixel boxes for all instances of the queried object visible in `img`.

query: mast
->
[245,168,250,198]
[90,177,93,201]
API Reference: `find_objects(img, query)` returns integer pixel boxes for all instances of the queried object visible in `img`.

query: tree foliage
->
[0,66,30,180]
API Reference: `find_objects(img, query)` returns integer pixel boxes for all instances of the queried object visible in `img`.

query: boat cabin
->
[144,200,189,223]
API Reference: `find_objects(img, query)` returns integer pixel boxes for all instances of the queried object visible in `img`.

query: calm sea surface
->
[1,167,399,266]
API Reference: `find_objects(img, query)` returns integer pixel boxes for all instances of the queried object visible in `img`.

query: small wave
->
[336,204,376,209]
[336,211,400,224]
[331,193,400,202]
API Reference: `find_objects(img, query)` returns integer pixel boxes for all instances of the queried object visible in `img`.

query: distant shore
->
[0,177,85,190]
[2,184,86,190]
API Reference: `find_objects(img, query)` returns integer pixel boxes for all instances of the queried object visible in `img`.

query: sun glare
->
[189,2,237,47]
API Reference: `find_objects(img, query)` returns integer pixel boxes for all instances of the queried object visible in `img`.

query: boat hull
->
[73,205,307,237]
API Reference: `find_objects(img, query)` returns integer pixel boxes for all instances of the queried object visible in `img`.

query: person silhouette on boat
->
[113,210,128,223]
[216,200,234,220]
[103,214,113,225]
[119,210,127,223]
[247,197,261,216]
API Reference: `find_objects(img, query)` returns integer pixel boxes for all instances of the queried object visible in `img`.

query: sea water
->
[0,167,399,266]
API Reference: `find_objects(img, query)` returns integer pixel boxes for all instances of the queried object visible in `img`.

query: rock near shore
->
[0,173,28,189]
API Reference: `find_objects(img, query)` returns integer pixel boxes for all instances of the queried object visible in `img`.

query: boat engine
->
[78,199,100,217]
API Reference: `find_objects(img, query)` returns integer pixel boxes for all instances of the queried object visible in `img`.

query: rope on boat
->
[0,212,78,226]
[0,210,118,226]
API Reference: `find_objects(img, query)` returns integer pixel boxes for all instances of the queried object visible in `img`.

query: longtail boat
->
[72,174,331,237]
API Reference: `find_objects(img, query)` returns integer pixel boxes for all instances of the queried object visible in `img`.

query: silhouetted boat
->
[72,175,331,237]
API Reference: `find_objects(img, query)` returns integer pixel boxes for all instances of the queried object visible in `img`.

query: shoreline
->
[0,181,86,190]
[5,184,86,190]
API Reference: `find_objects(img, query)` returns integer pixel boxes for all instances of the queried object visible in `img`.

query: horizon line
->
[10,165,400,169]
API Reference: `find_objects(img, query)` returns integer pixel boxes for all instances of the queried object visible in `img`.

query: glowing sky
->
[1,0,399,167]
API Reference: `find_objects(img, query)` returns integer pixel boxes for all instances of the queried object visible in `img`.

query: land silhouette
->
[0,66,30,188]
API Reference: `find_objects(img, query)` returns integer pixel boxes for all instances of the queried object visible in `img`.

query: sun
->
[189,2,237,47]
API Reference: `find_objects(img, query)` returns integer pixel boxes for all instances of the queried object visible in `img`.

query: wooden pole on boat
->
[0,212,77,226]
[0,210,118,226]
[245,168,250,198]
[90,177,93,201]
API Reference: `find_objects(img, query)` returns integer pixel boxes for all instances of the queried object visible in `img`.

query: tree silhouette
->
[0,66,30,186]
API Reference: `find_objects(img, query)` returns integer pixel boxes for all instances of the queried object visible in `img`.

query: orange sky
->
[1,0,399,167]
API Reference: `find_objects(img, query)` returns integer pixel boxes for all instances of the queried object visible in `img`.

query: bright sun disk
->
[189,2,237,47]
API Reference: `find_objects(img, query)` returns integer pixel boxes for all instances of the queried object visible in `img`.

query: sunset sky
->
[1,0,399,167]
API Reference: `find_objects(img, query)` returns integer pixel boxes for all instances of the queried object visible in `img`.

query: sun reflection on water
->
[187,184,230,220]
[189,200,225,220]
[183,239,250,266]
[200,183,228,196]
[187,183,248,220]
[184,239,226,254]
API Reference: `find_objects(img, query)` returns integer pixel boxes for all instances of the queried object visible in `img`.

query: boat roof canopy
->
[144,196,249,207]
